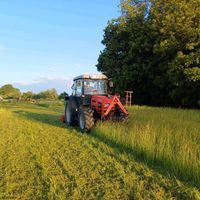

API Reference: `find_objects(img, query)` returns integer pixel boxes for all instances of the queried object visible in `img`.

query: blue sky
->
[0,0,120,93]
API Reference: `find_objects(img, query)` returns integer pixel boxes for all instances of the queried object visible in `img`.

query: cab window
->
[73,80,82,96]
[84,80,107,95]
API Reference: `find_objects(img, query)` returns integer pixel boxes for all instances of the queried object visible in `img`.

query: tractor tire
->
[78,107,94,133]
[65,102,76,126]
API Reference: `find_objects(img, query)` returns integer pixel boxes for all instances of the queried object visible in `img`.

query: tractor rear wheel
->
[78,107,94,133]
[65,102,76,125]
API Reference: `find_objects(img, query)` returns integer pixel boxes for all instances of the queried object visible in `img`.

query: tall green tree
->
[150,0,200,107]
[97,0,200,107]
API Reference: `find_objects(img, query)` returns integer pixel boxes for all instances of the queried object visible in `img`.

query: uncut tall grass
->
[94,106,200,186]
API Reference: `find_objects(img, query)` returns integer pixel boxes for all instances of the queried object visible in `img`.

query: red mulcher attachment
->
[91,95,128,120]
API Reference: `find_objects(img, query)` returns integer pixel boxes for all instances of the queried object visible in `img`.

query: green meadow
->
[0,102,199,199]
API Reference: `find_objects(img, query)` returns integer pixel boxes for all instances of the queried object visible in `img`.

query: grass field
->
[0,101,199,199]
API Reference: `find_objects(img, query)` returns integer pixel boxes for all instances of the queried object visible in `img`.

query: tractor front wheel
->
[78,107,94,133]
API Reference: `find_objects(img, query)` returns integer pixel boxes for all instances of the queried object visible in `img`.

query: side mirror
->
[109,81,114,87]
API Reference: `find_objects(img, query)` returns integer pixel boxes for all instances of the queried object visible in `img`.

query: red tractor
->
[64,74,128,132]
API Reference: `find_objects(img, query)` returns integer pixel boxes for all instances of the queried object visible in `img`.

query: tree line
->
[0,84,67,100]
[97,0,200,108]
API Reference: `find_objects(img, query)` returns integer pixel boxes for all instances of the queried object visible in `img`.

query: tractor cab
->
[71,74,109,96]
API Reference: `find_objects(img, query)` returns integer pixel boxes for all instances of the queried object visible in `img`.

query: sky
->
[0,0,120,93]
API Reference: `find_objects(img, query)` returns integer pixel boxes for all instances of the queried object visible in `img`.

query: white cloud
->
[14,76,73,94]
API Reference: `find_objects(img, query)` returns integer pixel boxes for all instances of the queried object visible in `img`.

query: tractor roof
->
[73,74,108,81]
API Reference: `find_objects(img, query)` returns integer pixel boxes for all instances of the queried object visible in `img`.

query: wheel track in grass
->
[0,108,199,199]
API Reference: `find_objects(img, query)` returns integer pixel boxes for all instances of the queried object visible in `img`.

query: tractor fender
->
[67,96,81,119]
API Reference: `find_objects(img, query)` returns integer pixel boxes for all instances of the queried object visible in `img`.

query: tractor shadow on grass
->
[14,110,68,129]
[14,110,199,189]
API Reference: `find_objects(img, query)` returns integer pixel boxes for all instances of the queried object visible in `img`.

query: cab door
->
[70,79,83,119]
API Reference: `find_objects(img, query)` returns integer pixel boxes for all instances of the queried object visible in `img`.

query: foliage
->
[22,91,34,99]
[34,88,58,100]
[0,102,199,199]
[0,84,21,99]
[97,0,200,107]
[58,91,68,100]
[0,85,60,101]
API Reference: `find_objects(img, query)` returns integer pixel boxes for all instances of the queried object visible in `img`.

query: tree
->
[149,0,200,107]
[58,92,68,100]
[97,0,200,107]
[0,84,21,99]
[22,91,33,99]
[97,0,157,105]
[37,89,58,100]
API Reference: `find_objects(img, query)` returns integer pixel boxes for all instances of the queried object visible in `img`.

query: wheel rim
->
[79,112,85,130]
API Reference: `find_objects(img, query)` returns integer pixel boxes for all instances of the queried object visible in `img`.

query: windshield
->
[84,79,107,95]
